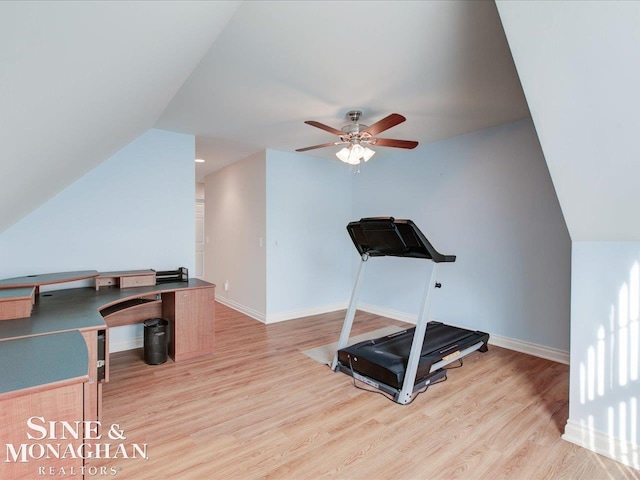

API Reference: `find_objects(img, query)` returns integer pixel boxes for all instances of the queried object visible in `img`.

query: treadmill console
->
[346,217,456,262]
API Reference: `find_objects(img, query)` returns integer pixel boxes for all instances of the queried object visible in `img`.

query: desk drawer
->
[0,289,34,321]
[95,277,118,289]
[121,274,156,289]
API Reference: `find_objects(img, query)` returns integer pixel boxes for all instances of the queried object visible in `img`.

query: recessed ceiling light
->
[195,158,205,163]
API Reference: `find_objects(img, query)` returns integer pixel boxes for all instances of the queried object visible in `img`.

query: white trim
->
[266,302,349,324]
[489,333,569,365]
[216,297,266,323]
[563,419,639,471]
[109,336,142,354]
[215,298,571,364]
[358,303,569,365]
[106,302,570,367]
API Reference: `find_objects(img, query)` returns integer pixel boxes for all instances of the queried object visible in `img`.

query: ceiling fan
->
[296,110,418,165]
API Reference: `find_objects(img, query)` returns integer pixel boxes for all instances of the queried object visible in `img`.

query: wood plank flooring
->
[90,303,640,479]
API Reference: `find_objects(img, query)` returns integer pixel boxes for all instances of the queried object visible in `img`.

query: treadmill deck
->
[337,322,489,389]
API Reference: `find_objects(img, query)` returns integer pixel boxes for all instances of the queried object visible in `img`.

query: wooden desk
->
[0,332,89,478]
[0,331,89,396]
[0,278,215,376]
[0,274,215,478]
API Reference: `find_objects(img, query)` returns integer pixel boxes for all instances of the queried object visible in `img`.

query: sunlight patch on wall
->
[597,326,605,397]
[630,262,639,382]
[632,397,638,467]
[619,283,629,387]
[574,258,639,469]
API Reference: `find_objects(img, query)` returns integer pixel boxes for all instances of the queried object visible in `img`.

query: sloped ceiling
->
[0,1,240,234]
[1,1,530,234]
[156,0,530,180]
[497,1,640,241]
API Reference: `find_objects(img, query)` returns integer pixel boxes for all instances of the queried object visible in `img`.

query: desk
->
[0,272,215,478]
[0,331,89,396]
[0,331,90,478]
[0,278,215,385]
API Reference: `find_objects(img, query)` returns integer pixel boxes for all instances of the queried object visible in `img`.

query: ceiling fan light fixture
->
[347,144,363,164]
[351,143,364,157]
[336,143,374,165]
[336,147,350,163]
[363,147,375,162]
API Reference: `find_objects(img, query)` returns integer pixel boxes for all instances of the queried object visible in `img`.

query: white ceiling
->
[155,0,530,181]
[0,0,528,233]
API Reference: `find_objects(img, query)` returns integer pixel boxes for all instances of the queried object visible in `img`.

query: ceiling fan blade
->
[362,113,406,136]
[304,120,344,136]
[295,142,338,152]
[372,138,419,149]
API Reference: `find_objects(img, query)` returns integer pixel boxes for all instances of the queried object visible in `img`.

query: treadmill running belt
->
[338,322,489,389]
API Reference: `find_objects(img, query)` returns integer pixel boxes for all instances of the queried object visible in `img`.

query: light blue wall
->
[351,118,571,350]
[566,242,639,467]
[265,150,352,321]
[0,128,196,350]
[214,120,571,349]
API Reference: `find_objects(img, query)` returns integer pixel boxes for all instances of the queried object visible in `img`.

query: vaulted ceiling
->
[0,1,241,234]
[0,1,528,235]
[4,1,636,242]
[156,1,529,178]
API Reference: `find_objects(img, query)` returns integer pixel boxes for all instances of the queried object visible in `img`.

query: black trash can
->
[143,318,168,365]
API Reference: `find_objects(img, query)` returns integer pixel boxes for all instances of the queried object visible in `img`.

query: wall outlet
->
[224,280,229,291]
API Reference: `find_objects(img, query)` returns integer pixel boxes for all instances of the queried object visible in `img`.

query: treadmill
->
[331,217,489,405]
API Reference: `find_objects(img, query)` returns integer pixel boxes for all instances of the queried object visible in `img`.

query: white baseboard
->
[217,297,348,324]
[563,419,639,471]
[489,333,569,365]
[215,299,570,364]
[358,303,569,365]
[216,297,266,323]
[266,302,349,324]
[109,336,142,353]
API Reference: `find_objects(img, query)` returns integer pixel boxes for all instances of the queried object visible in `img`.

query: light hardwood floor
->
[91,303,640,479]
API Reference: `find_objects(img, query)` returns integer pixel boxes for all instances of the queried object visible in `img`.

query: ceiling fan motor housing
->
[346,110,362,122]
[341,110,368,139]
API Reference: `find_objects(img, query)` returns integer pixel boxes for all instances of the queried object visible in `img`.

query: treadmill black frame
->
[332,217,489,404]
